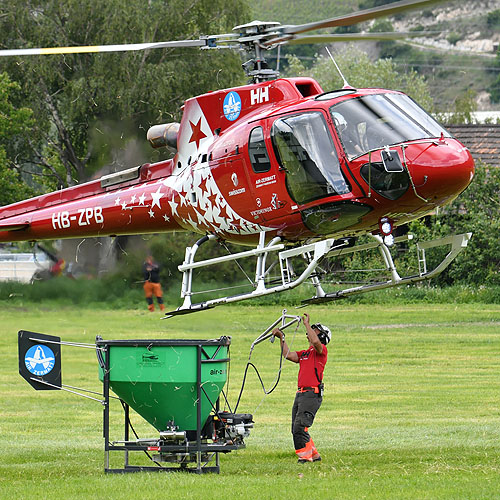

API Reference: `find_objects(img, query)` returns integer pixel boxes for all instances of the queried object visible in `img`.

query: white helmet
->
[312,323,331,345]
[331,112,347,132]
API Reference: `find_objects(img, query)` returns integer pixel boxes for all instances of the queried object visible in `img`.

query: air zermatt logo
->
[24,345,56,376]
[223,91,242,121]
[189,118,207,149]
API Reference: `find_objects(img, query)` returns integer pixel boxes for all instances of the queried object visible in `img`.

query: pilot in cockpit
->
[332,112,363,157]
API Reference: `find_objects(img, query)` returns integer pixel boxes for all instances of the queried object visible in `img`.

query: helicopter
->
[0,0,474,315]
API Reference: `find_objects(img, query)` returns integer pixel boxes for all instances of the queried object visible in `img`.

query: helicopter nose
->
[405,138,474,205]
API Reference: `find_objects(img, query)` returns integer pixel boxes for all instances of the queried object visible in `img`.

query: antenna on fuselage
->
[325,47,353,89]
[276,44,281,74]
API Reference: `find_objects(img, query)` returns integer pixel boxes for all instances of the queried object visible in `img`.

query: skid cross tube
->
[168,232,471,315]
[167,235,345,316]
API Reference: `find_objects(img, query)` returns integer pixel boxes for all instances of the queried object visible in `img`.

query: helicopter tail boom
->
[0,160,187,243]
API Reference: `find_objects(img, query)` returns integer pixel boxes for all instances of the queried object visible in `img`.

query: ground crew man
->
[273,312,331,463]
[143,255,165,312]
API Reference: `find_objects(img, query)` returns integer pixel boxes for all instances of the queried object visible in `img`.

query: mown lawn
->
[1,303,499,499]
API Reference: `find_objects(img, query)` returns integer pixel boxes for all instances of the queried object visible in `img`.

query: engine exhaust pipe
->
[147,122,180,149]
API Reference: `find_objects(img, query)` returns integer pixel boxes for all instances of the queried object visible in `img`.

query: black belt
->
[297,386,320,394]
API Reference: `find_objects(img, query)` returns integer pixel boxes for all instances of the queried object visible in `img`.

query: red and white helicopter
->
[0,0,474,315]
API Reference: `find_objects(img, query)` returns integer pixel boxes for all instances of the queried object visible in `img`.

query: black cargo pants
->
[291,390,322,450]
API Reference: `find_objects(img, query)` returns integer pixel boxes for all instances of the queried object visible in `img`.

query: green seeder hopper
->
[19,332,253,474]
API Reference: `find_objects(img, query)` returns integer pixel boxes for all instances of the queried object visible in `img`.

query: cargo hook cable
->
[233,310,301,414]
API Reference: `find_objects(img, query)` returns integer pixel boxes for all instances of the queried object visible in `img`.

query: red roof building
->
[446,124,500,167]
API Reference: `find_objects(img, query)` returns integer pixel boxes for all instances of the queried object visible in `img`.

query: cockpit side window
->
[271,112,350,204]
[248,126,271,173]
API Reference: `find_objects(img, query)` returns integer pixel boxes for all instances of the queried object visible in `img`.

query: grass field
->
[1,302,500,499]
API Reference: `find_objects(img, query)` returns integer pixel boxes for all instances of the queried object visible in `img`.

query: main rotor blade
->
[0,39,212,57]
[280,31,441,46]
[278,0,449,36]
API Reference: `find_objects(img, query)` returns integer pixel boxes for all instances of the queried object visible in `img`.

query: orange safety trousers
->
[295,432,321,462]
[143,281,165,311]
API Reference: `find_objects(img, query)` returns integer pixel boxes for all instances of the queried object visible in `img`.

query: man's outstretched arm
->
[272,328,299,363]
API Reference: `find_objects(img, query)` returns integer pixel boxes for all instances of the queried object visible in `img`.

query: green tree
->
[286,45,433,110]
[0,72,36,205]
[487,9,500,28]
[412,163,500,286]
[489,45,500,103]
[0,0,249,187]
[440,89,478,125]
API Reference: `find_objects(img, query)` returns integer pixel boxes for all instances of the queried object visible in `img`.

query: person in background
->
[50,258,66,277]
[143,255,165,312]
[273,312,331,463]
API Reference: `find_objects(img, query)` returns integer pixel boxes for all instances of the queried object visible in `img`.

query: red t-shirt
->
[295,345,328,388]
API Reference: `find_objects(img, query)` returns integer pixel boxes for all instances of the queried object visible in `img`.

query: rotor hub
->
[233,21,283,82]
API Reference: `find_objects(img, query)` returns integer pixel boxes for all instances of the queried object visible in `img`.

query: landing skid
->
[165,232,471,317]
[166,305,214,317]
[302,233,472,304]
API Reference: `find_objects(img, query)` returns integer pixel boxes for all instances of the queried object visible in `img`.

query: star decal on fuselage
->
[151,186,164,209]
[168,198,179,217]
[99,135,269,241]
[188,118,207,149]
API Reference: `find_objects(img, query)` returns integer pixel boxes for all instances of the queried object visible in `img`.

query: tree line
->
[0,0,249,195]
[0,0,498,289]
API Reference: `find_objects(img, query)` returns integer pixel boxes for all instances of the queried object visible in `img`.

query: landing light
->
[383,234,395,247]
[379,217,393,236]
[379,217,394,247]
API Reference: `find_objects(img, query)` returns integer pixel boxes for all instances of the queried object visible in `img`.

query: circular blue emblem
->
[223,91,242,121]
[25,345,56,376]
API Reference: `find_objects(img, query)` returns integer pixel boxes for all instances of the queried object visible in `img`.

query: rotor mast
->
[233,21,281,83]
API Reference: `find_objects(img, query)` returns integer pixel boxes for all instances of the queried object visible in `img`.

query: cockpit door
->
[243,125,285,223]
[269,111,351,205]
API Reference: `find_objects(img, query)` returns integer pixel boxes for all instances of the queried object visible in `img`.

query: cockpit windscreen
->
[330,93,451,159]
